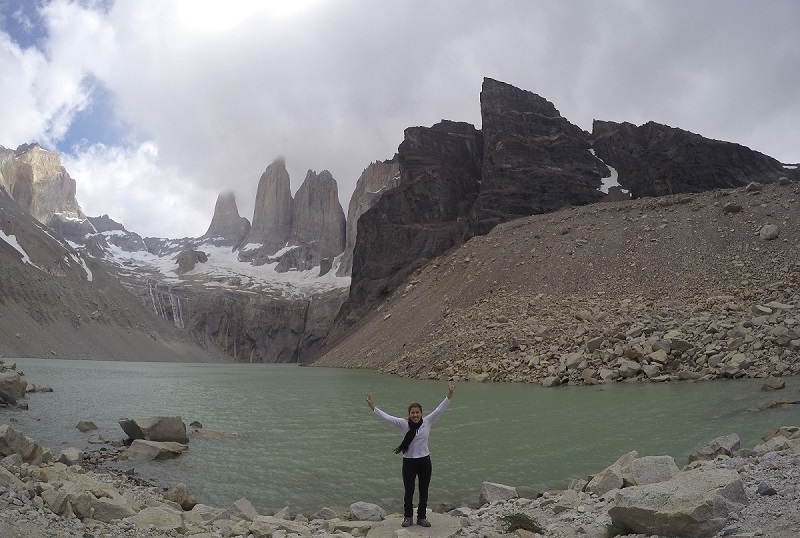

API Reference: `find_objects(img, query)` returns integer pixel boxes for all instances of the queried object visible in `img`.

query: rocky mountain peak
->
[202,190,250,247]
[590,120,786,197]
[0,143,85,226]
[289,169,346,259]
[337,160,400,277]
[470,77,607,235]
[244,158,293,252]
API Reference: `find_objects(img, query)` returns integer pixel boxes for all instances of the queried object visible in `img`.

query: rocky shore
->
[0,419,798,538]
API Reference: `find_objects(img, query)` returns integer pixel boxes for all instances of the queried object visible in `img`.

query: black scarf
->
[394,418,423,454]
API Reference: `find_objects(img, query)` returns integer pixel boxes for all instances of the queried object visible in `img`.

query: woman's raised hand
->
[366,393,375,410]
[447,382,455,399]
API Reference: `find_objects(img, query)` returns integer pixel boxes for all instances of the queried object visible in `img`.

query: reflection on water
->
[4,358,799,514]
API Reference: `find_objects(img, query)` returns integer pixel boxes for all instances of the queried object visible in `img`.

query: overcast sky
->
[1,0,798,239]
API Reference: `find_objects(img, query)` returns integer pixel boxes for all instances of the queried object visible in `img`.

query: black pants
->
[402,455,432,518]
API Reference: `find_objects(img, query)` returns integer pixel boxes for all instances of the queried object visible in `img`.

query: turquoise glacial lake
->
[3,358,799,515]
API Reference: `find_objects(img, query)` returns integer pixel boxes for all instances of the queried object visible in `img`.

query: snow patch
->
[0,230,40,269]
[67,252,93,281]
[589,149,626,194]
[783,165,798,170]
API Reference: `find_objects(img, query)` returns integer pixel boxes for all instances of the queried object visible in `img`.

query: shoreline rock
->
[0,423,798,538]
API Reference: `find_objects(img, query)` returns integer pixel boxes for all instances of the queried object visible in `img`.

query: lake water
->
[3,358,799,516]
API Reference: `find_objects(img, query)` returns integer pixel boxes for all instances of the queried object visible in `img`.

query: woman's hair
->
[408,402,422,414]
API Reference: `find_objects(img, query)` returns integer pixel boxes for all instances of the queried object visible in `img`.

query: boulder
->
[761,376,785,391]
[0,370,27,404]
[350,501,386,521]
[76,421,98,432]
[479,481,519,504]
[127,506,183,531]
[687,433,740,463]
[119,416,189,443]
[57,447,84,466]
[125,439,188,461]
[164,482,197,510]
[0,424,53,464]
[586,451,638,495]
[758,224,779,240]
[629,455,680,486]
[250,515,312,537]
[212,497,259,522]
[609,468,748,538]
[0,464,26,492]
[311,507,338,520]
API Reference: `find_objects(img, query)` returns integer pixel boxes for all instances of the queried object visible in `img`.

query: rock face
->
[333,78,607,333]
[590,120,786,197]
[245,158,293,251]
[202,191,250,247]
[337,160,400,277]
[186,287,348,363]
[340,120,482,327]
[0,143,85,226]
[470,78,607,235]
[289,169,346,260]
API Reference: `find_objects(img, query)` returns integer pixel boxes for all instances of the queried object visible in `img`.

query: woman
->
[366,381,454,528]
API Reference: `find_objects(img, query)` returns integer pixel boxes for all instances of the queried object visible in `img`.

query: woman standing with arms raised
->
[366,382,454,528]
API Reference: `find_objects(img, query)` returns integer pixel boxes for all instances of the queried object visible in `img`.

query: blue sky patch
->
[0,0,48,50]
[57,75,133,152]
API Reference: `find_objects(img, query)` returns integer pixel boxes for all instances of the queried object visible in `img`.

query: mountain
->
[325,77,794,348]
[0,178,226,362]
[337,159,400,277]
[36,157,350,364]
[201,191,250,247]
[1,77,796,368]
[0,143,85,226]
[590,120,787,197]
[244,158,293,253]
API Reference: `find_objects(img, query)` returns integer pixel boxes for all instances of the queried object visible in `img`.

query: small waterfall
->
[147,279,185,329]
[169,288,185,329]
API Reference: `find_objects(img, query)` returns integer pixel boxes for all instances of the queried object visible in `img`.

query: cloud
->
[1,0,799,239]
[62,141,216,238]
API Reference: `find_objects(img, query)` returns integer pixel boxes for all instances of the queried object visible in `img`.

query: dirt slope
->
[313,181,800,382]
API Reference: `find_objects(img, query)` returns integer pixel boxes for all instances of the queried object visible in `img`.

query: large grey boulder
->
[164,482,197,510]
[119,416,189,443]
[479,481,519,505]
[0,424,54,464]
[0,465,26,493]
[350,501,386,521]
[0,370,27,404]
[585,451,638,495]
[212,497,259,522]
[127,506,183,531]
[629,455,680,486]
[609,468,748,538]
[57,447,84,466]
[125,439,188,461]
[687,433,740,463]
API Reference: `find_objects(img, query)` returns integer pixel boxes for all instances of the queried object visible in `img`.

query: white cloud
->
[63,141,216,238]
